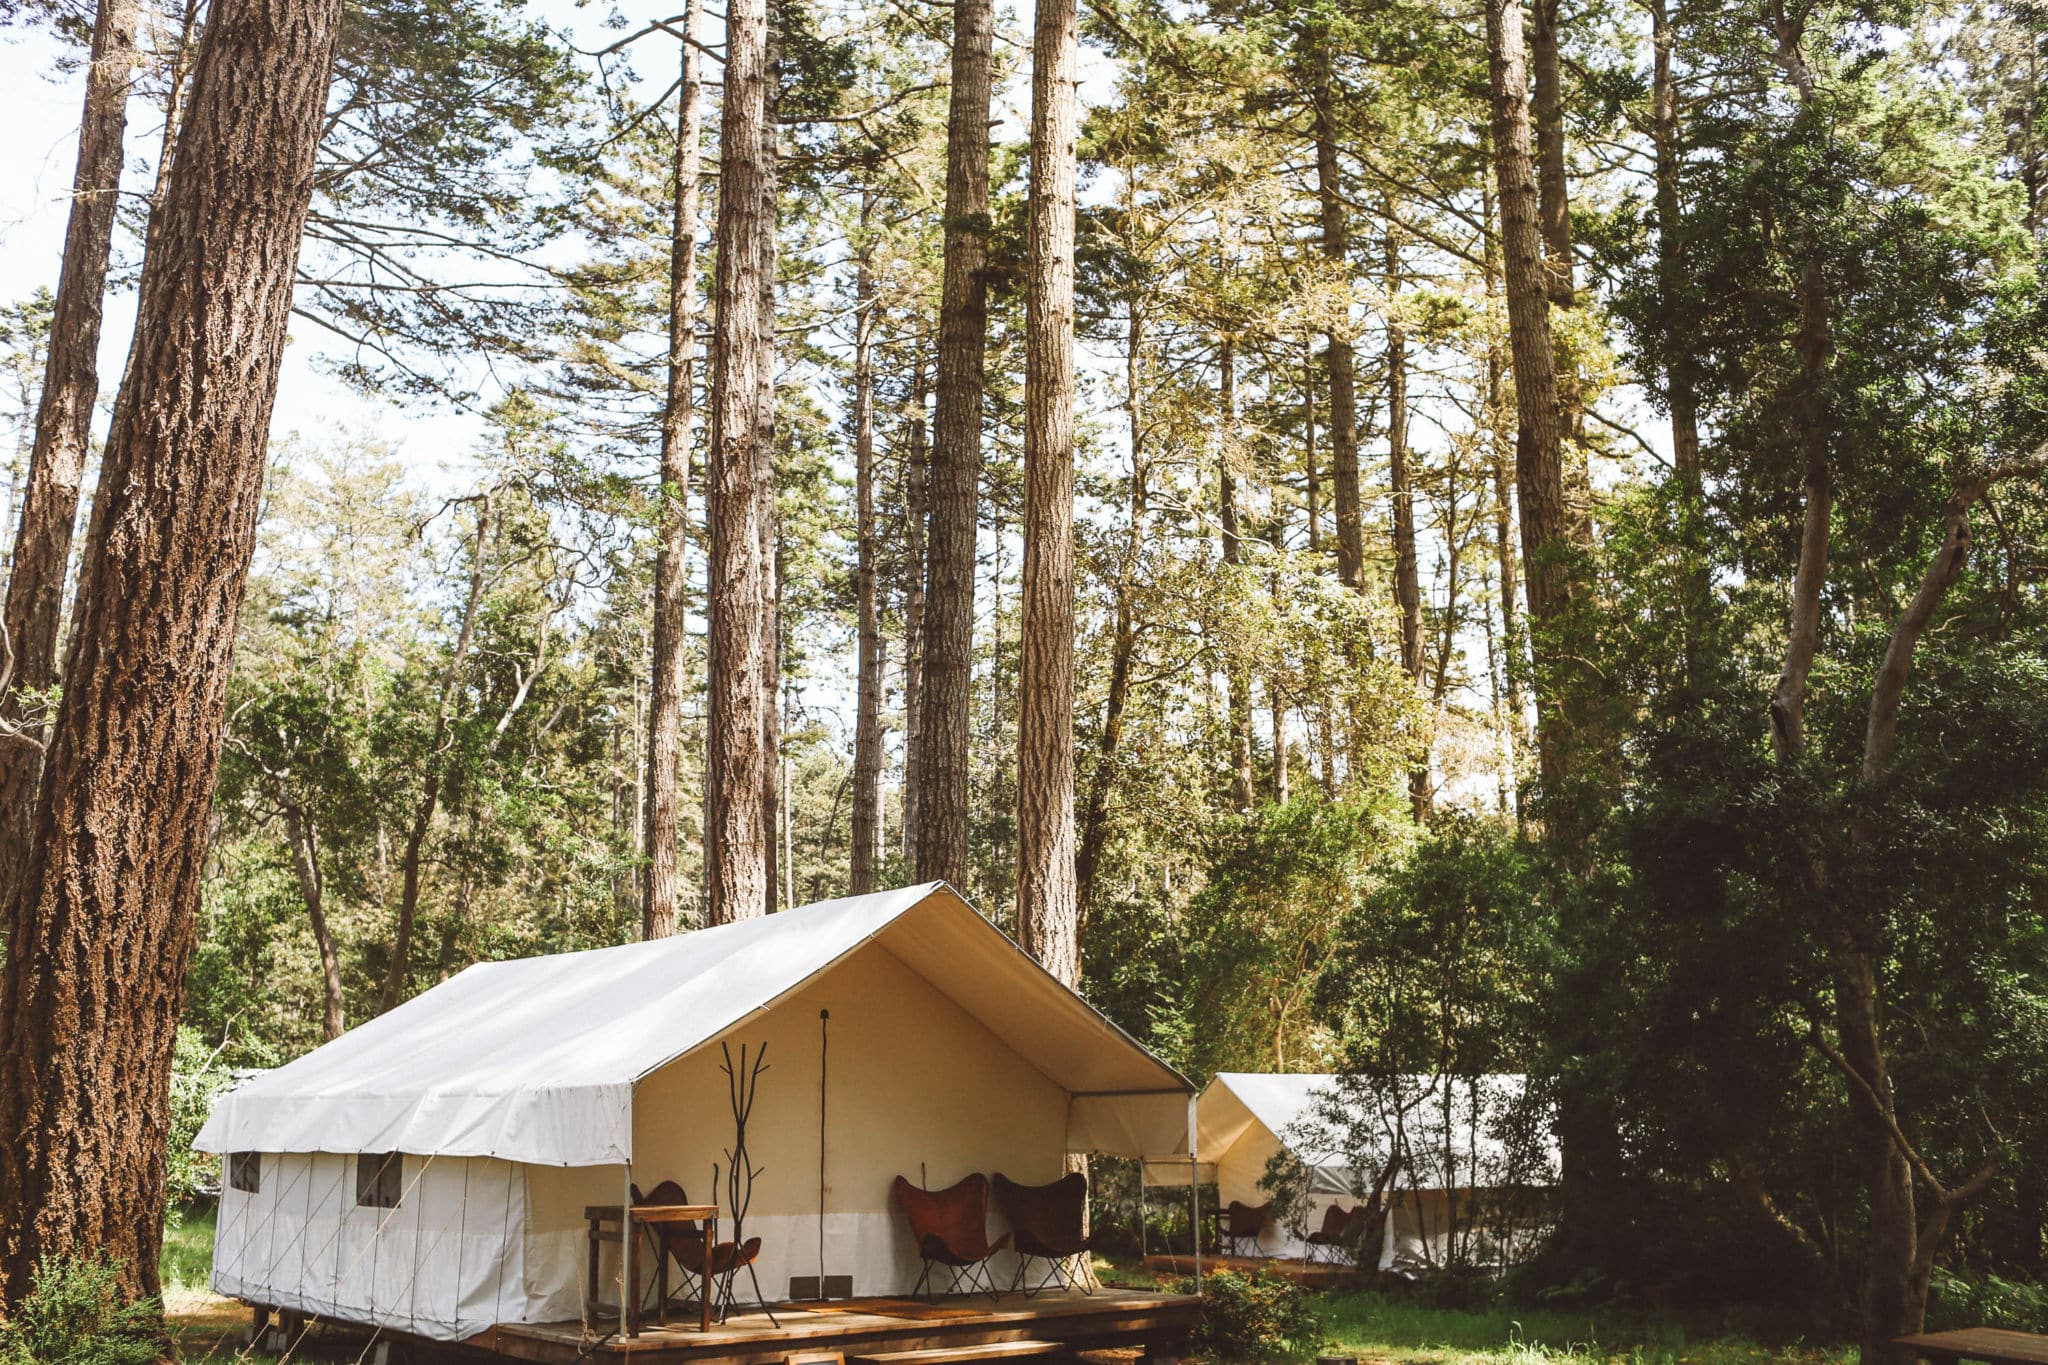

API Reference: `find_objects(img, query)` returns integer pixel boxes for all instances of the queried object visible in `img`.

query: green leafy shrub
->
[1179,1269,1325,1362]
[1929,1267,2048,1334]
[0,1255,162,1365]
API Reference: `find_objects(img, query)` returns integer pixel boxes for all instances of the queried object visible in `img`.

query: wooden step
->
[845,1339,1064,1365]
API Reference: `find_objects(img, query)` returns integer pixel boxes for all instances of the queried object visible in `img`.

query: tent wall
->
[211,1152,551,1341]
[631,942,1069,1298]
[1212,1125,1356,1261]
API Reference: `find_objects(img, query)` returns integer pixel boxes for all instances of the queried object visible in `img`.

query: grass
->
[1095,1255,1854,1365]
[1316,1292,1854,1365]
[159,1206,284,1364]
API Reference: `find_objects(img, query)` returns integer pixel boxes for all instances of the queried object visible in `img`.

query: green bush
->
[1928,1266,2048,1334]
[1178,1269,1326,1362]
[0,1255,162,1365]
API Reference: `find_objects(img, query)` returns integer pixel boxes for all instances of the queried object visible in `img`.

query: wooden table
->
[1896,1328,2048,1365]
[584,1203,720,1337]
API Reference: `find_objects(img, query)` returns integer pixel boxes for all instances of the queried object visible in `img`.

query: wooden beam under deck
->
[470,1288,1201,1365]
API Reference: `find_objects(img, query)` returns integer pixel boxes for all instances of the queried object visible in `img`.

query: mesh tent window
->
[229,1152,260,1194]
[356,1152,401,1208]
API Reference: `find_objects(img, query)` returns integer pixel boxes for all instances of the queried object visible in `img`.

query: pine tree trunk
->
[1385,210,1428,822]
[1484,0,1568,782]
[901,360,929,860]
[1016,0,1080,988]
[917,0,995,889]
[0,0,139,922]
[1652,0,1709,668]
[1312,57,1362,593]
[1530,0,1591,544]
[757,27,783,917]
[704,0,774,923]
[1481,162,1530,767]
[0,0,344,1304]
[850,191,884,896]
[1302,343,1321,557]
[1077,307,1146,916]
[1218,337,1253,812]
[645,11,704,940]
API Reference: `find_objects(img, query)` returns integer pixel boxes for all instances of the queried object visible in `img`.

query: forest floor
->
[159,1213,1853,1365]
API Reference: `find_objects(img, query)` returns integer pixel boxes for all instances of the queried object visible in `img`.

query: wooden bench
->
[1897,1329,2048,1365]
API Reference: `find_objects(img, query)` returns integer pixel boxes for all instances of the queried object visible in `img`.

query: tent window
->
[356,1152,402,1209]
[229,1152,260,1194]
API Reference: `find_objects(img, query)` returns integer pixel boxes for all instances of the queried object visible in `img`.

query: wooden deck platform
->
[471,1287,1202,1365]
[1138,1254,1360,1288]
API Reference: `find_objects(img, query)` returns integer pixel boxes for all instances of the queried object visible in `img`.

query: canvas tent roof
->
[1146,1072,1551,1192]
[197,882,1191,1168]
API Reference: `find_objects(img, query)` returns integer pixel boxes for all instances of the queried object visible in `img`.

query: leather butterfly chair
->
[1221,1199,1270,1258]
[892,1174,1010,1301]
[992,1171,1094,1297]
[1304,1202,1369,1264]
[632,1180,763,1321]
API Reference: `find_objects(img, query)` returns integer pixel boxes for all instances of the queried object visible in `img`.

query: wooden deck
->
[1139,1253,1361,1288]
[471,1287,1202,1365]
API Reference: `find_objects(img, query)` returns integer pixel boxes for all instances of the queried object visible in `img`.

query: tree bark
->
[0,0,139,923]
[1311,55,1363,594]
[1484,0,1569,789]
[916,0,995,889]
[757,21,783,917]
[645,10,704,940]
[901,359,929,860]
[704,0,775,923]
[0,0,343,1305]
[1302,342,1321,557]
[1016,0,1080,988]
[1218,337,1254,812]
[850,188,884,896]
[1385,210,1428,821]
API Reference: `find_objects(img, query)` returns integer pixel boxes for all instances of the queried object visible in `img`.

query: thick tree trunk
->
[1651,0,1708,673]
[704,0,774,923]
[0,0,139,922]
[1311,59,1362,593]
[917,0,995,889]
[1016,0,1080,988]
[1385,212,1428,821]
[1480,165,1530,770]
[757,30,783,917]
[1530,0,1592,545]
[850,193,884,896]
[901,360,929,860]
[1484,0,1568,784]
[645,12,704,940]
[0,0,343,1305]
[1218,337,1254,812]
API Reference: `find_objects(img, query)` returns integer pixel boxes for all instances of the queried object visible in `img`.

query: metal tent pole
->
[1189,1092,1202,1285]
[621,1160,633,1338]
[1138,1159,1147,1258]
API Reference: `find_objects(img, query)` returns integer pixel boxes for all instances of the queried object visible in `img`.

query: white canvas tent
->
[197,883,1193,1342]
[1143,1073,1554,1269]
